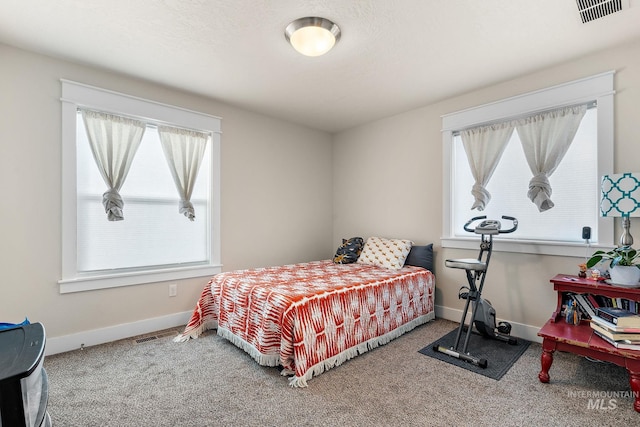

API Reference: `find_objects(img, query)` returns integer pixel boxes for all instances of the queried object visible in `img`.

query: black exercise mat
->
[418,328,531,380]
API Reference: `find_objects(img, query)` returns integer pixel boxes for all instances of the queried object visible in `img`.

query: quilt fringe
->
[217,327,281,367]
[287,312,435,387]
[172,319,218,343]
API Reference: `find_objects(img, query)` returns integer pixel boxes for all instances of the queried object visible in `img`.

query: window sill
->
[441,237,609,258]
[58,264,222,294]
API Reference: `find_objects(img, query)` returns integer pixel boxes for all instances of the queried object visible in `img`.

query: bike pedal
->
[497,321,512,335]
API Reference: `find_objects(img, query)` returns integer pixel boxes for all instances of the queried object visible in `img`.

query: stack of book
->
[590,306,640,350]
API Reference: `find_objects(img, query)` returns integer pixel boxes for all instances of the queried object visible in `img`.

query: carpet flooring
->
[419,327,531,380]
[44,319,639,426]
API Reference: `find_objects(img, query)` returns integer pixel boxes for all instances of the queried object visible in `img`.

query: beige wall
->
[3,36,640,345]
[333,38,640,338]
[0,43,334,339]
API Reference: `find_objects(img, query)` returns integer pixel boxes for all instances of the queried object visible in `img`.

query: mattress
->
[175,260,435,386]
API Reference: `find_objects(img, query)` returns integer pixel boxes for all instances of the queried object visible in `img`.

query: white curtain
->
[81,110,146,221]
[158,126,209,221]
[516,105,587,212]
[461,122,514,211]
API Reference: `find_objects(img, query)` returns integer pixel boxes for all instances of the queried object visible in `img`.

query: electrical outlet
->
[169,283,177,297]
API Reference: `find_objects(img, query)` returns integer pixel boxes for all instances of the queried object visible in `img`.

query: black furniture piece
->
[433,215,518,368]
[0,322,51,426]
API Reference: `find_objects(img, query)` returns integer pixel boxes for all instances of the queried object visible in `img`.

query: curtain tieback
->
[102,188,125,221]
[528,173,554,212]
[179,200,196,221]
[471,183,491,211]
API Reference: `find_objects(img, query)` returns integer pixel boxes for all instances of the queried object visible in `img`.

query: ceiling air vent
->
[576,0,630,23]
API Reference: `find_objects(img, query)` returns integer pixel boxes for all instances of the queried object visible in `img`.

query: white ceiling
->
[1,0,640,133]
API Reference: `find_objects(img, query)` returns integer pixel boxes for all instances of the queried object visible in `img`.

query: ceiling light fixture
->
[285,17,341,57]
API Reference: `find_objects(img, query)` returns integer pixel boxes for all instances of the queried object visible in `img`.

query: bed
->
[175,238,435,387]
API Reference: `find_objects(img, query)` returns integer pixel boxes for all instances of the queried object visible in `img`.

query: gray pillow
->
[404,244,434,273]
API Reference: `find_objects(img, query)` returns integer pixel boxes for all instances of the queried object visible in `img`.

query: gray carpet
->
[419,327,531,380]
[44,319,639,426]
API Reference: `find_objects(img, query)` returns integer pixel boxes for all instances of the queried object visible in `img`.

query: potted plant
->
[586,246,640,286]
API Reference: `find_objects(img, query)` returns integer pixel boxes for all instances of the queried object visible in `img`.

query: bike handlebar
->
[499,215,518,233]
[462,215,518,234]
[463,216,486,233]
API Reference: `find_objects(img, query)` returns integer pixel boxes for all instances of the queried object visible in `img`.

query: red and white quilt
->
[175,260,435,386]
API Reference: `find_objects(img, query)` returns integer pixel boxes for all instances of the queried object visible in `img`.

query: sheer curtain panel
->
[460,122,514,211]
[81,110,146,221]
[515,105,587,212]
[158,126,209,221]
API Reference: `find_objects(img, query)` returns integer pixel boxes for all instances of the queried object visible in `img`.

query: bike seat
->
[445,258,487,271]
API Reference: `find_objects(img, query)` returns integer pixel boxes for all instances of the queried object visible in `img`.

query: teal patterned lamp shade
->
[600,172,640,246]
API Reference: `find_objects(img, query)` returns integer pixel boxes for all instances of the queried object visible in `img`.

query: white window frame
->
[441,71,615,257]
[59,80,222,293]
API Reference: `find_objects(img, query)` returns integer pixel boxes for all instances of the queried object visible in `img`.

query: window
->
[442,72,615,256]
[60,80,221,293]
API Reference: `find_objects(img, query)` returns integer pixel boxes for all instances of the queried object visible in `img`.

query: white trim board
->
[46,306,542,356]
[45,311,193,356]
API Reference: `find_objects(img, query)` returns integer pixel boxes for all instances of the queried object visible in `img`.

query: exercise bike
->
[433,215,518,368]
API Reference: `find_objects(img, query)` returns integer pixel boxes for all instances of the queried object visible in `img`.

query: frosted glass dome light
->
[285,17,341,57]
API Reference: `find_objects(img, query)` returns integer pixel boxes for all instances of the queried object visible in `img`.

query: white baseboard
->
[46,306,541,356]
[435,304,543,344]
[46,310,193,356]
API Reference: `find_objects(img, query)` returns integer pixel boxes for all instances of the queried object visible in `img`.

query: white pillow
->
[357,237,413,270]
